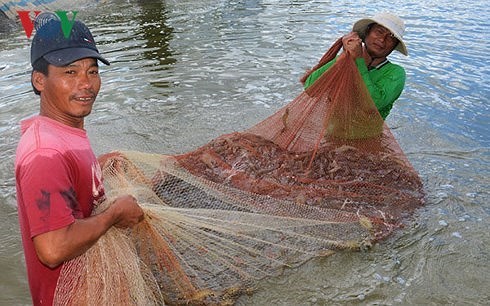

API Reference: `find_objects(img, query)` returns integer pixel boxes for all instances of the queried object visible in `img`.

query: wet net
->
[54,39,424,305]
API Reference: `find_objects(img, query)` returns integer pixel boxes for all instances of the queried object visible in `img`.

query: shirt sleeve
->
[17,148,76,238]
[355,58,406,119]
[303,58,337,89]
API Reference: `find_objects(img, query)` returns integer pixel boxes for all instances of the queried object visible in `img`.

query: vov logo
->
[17,10,78,39]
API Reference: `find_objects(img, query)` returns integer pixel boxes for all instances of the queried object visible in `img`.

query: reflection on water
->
[135,0,176,87]
[0,0,488,304]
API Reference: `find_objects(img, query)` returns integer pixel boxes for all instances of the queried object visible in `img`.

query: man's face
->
[33,57,101,128]
[364,24,399,59]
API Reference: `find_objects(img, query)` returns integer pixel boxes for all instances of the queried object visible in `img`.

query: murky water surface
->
[0,0,488,304]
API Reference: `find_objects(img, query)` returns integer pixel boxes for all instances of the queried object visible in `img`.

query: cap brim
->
[43,47,110,66]
[394,41,408,56]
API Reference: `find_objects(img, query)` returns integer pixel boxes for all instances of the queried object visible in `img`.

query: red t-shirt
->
[15,116,105,305]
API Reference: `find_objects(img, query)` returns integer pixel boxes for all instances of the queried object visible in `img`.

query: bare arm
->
[33,194,144,268]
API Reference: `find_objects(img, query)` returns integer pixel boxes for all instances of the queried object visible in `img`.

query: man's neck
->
[370,57,387,67]
[368,58,389,70]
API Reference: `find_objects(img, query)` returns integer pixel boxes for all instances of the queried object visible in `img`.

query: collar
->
[368,58,389,70]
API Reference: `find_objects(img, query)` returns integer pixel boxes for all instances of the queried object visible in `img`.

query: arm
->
[354,58,406,118]
[343,32,406,118]
[33,194,143,268]
[18,148,144,269]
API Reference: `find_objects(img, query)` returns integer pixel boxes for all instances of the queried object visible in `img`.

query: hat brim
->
[352,18,408,56]
[43,47,111,66]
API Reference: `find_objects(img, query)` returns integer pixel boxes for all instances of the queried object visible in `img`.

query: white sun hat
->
[352,12,408,56]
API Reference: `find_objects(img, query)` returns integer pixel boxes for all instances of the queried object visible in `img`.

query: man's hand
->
[109,195,145,228]
[342,32,363,58]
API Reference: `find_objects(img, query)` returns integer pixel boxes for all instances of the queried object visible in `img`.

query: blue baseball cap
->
[31,13,110,67]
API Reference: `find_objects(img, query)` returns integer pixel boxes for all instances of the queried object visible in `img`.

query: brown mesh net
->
[53,40,424,305]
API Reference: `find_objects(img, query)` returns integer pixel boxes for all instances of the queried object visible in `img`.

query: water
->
[1,0,488,304]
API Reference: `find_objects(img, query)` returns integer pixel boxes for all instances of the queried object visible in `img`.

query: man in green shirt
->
[303,13,408,120]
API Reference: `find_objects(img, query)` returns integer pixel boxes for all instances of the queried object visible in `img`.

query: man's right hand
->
[109,195,145,228]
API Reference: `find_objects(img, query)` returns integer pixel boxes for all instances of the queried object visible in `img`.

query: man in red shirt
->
[15,13,144,305]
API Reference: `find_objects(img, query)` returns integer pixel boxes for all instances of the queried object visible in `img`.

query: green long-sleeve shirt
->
[303,57,406,120]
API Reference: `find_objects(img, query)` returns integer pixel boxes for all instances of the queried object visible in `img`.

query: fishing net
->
[53,39,424,305]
